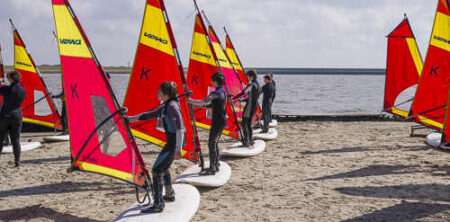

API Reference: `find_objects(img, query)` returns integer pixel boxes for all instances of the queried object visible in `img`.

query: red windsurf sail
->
[224,27,262,124]
[11,20,62,130]
[207,26,244,122]
[410,0,450,130]
[186,13,241,139]
[123,0,201,162]
[384,15,423,118]
[52,0,149,188]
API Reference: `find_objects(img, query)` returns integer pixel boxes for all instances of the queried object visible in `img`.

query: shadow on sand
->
[0,181,121,199]
[342,201,450,222]
[0,204,103,222]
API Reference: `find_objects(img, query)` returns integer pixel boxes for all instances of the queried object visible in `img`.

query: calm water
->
[40,73,385,115]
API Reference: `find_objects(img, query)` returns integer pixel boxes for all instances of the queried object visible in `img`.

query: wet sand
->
[0,121,449,221]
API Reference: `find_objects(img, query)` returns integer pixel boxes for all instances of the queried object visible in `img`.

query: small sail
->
[187,13,241,139]
[224,28,262,124]
[11,20,62,129]
[52,0,149,188]
[410,0,450,130]
[123,0,201,162]
[384,16,423,118]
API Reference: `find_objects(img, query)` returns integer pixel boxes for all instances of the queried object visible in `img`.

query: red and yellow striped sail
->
[12,21,62,129]
[123,0,200,161]
[52,0,149,188]
[438,0,450,144]
[410,0,450,130]
[207,26,244,122]
[224,29,262,124]
[384,16,423,118]
[187,14,240,139]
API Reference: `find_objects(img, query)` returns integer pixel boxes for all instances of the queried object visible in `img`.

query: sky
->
[0,0,439,68]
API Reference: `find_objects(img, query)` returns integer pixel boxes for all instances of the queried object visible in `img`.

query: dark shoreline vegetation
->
[4,65,386,75]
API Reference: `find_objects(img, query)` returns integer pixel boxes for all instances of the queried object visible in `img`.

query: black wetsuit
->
[129,99,184,208]
[270,80,276,121]
[262,82,275,132]
[52,91,68,133]
[234,80,261,145]
[0,82,26,166]
[206,87,226,170]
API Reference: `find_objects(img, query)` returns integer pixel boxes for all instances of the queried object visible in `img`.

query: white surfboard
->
[259,119,278,128]
[221,140,266,157]
[253,128,278,140]
[175,161,231,187]
[114,184,200,222]
[426,132,442,148]
[2,142,41,153]
[43,135,70,142]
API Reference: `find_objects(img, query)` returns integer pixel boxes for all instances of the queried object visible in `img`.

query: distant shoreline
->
[5,66,386,75]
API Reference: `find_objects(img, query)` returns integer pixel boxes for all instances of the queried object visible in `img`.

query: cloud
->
[0,0,438,68]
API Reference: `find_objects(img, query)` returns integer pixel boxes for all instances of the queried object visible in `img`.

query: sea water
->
[40,73,385,115]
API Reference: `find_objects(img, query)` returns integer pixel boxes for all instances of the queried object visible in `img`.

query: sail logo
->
[143,32,168,45]
[193,51,211,59]
[434,35,450,45]
[60,38,82,45]
[218,58,227,63]
[16,61,32,67]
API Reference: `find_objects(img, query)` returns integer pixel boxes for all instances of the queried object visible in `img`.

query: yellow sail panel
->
[430,11,450,52]
[52,5,92,58]
[139,4,174,56]
[211,41,233,69]
[406,38,423,76]
[226,47,243,71]
[14,45,36,73]
[190,32,216,66]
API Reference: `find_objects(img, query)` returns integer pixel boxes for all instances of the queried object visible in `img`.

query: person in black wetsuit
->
[0,71,26,167]
[190,72,227,175]
[127,81,185,213]
[52,89,68,134]
[261,74,275,133]
[233,70,261,147]
[268,73,276,122]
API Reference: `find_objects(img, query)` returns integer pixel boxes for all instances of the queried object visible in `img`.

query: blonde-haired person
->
[0,71,26,167]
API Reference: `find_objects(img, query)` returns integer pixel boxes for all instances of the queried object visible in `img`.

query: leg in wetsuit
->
[0,117,22,167]
[262,100,272,133]
[145,133,175,213]
[208,121,224,171]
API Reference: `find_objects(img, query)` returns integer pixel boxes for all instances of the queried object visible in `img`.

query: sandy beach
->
[0,121,449,221]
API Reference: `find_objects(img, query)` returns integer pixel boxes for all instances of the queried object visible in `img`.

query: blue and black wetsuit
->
[262,82,275,132]
[233,79,261,145]
[0,82,26,166]
[128,98,185,209]
[190,86,226,172]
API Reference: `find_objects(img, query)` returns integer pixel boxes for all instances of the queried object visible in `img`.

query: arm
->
[233,83,252,100]
[190,93,219,108]
[127,106,162,122]
[167,103,186,156]
[0,85,8,95]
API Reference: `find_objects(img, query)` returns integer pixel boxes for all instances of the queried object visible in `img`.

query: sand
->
[0,121,449,221]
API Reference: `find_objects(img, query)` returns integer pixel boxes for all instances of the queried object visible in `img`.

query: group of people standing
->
[0,69,276,213]
[125,69,276,213]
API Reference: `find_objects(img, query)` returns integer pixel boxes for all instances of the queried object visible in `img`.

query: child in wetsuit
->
[190,72,227,175]
[261,74,275,133]
[233,70,261,147]
[268,73,276,122]
[127,81,185,213]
